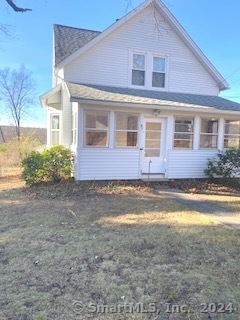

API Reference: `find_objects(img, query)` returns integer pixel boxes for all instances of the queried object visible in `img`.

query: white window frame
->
[200,118,219,149]
[224,119,240,149]
[84,110,109,148]
[130,51,168,90]
[131,53,146,87]
[173,117,194,149]
[114,112,139,148]
[152,55,166,89]
[50,113,60,145]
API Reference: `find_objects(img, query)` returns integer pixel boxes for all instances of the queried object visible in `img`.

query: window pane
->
[200,135,218,148]
[52,115,59,130]
[115,131,138,147]
[85,131,108,146]
[152,72,165,88]
[145,140,160,148]
[132,70,145,86]
[146,122,161,131]
[85,111,108,129]
[133,54,145,70]
[145,149,160,157]
[174,140,193,148]
[116,113,138,130]
[153,57,165,72]
[51,131,59,145]
[146,131,161,140]
[174,133,193,140]
[225,120,240,134]
[224,136,240,148]
[201,119,218,133]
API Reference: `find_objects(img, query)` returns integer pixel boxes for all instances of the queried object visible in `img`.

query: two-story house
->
[40,0,240,181]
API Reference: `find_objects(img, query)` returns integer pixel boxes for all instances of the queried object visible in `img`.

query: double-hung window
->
[115,112,138,147]
[152,56,166,88]
[174,117,194,148]
[224,120,240,148]
[51,114,60,145]
[84,110,109,147]
[132,53,146,86]
[200,118,218,148]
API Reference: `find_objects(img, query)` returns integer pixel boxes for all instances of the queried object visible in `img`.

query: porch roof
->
[66,82,240,113]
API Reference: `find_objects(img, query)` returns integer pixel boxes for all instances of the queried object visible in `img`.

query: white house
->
[40,0,240,181]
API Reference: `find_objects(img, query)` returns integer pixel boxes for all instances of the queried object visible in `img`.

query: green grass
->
[0,179,239,319]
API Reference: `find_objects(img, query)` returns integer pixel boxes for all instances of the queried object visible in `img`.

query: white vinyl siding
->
[65,5,219,95]
[167,150,218,179]
[77,149,139,180]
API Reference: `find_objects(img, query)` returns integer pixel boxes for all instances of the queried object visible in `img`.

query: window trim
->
[84,109,109,148]
[130,50,168,90]
[114,112,139,148]
[132,53,146,87]
[50,113,60,145]
[199,118,219,149]
[224,119,240,149]
[173,116,194,149]
[72,111,77,145]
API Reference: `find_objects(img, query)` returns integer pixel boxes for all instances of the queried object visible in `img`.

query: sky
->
[0,0,240,128]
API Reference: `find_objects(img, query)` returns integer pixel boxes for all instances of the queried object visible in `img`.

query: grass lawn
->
[0,177,239,320]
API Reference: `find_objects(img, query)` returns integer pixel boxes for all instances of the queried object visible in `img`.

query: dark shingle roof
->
[54,24,101,66]
[66,82,240,112]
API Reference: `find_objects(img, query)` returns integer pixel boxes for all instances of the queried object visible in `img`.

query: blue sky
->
[0,0,240,128]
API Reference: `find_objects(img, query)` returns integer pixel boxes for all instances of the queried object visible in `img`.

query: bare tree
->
[0,64,37,139]
[5,0,32,12]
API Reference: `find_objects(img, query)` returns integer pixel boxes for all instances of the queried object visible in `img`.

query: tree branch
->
[5,0,32,12]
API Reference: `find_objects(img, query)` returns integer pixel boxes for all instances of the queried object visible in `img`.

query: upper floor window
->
[115,112,138,147]
[131,52,167,89]
[224,120,240,148]
[51,114,60,145]
[174,117,194,148]
[200,118,218,149]
[84,110,109,147]
[152,57,166,88]
[132,54,146,86]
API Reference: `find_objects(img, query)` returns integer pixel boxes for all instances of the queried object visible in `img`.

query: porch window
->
[174,117,194,148]
[224,120,240,148]
[51,114,60,145]
[132,53,145,86]
[200,118,218,148]
[152,56,166,88]
[115,112,138,147]
[72,112,77,145]
[84,110,109,147]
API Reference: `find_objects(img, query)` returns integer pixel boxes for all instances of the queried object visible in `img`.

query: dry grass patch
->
[0,178,239,320]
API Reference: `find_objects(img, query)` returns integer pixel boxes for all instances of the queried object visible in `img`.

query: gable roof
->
[66,82,240,113]
[54,0,229,91]
[54,24,101,66]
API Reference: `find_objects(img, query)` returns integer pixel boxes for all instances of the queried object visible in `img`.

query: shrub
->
[21,145,74,185]
[204,148,240,179]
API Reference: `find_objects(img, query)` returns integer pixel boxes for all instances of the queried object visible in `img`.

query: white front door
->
[141,118,166,174]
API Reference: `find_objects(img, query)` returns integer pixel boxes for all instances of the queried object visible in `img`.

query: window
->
[145,122,161,157]
[200,118,218,148]
[224,120,240,148]
[72,112,77,145]
[132,53,145,86]
[174,117,194,148]
[51,114,60,145]
[115,112,138,147]
[152,57,166,88]
[84,110,109,147]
